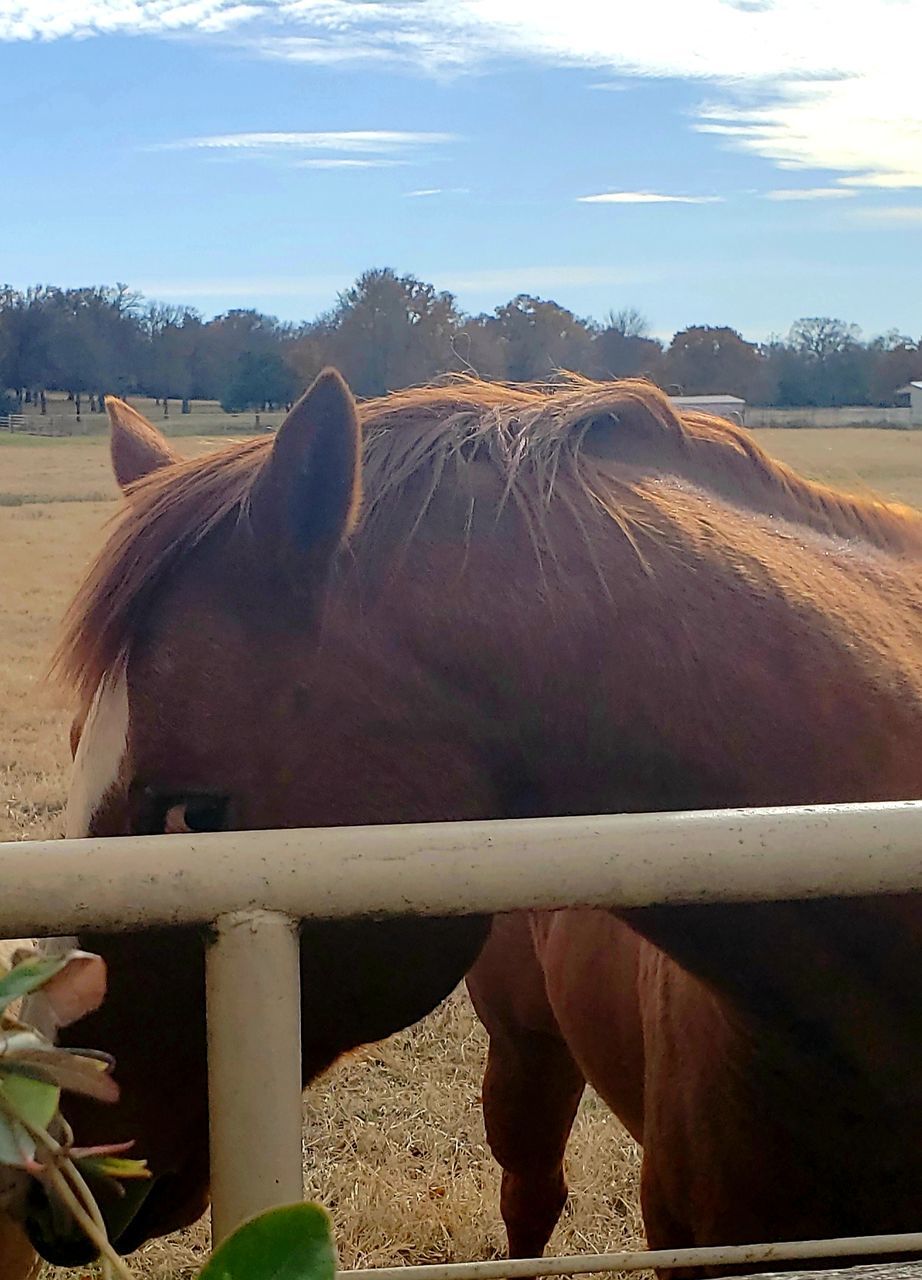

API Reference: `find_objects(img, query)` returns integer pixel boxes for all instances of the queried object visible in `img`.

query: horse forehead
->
[64,668,129,840]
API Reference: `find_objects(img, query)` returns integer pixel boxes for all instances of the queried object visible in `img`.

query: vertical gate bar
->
[206,908,304,1244]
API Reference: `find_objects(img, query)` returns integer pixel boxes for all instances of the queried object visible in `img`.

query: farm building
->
[670,393,746,425]
[895,382,922,426]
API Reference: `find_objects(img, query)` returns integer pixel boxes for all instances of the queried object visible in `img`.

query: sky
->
[2,0,921,342]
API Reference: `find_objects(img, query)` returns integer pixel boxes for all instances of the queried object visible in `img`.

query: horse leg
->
[486,1026,586,1258]
[467,916,586,1260]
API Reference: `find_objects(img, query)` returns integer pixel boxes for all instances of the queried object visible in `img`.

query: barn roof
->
[895,382,922,393]
[670,394,746,406]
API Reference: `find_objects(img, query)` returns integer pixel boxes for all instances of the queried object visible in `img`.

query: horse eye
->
[163,795,229,834]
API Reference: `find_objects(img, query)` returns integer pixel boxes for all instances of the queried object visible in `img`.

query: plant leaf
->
[1,1048,119,1103]
[0,1073,60,1166]
[76,1154,151,1182]
[0,956,69,1016]
[198,1202,337,1280]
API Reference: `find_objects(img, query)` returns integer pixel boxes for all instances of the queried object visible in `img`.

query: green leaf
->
[198,1203,338,1280]
[0,1072,60,1166]
[0,955,68,1015]
[76,1155,151,1182]
[1,1047,119,1103]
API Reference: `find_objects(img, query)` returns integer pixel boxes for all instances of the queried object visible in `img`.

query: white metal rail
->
[2,802,922,937]
[2,800,922,1271]
[343,1233,922,1280]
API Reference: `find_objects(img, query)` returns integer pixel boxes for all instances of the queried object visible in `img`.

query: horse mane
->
[55,375,922,709]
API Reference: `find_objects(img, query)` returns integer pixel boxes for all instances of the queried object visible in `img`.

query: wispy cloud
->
[764,188,856,201]
[838,173,922,191]
[850,206,922,225]
[6,1,922,190]
[694,72,922,191]
[404,186,469,198]
[153,130,455,154]
[252,31,474,70]
[295,158,408,169]
[0,0,272,41]
[150,129,455,171]
[578,191,722,205]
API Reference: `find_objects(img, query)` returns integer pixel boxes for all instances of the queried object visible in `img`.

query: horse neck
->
[364,492,922,810]
[356,493,922,1077]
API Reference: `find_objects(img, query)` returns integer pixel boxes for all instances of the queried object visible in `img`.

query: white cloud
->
[295,158,408,169]
[150,129,454,170]
[405,186,470,197]
[0,0,262,41]
[154,129,454,154]
[850,206,922,225]
[839,173,922,190]
[578,191,722,205]
[249,34,401,65]
[764,187,856,201]
[694,65,922,190]
[5,0,922,189]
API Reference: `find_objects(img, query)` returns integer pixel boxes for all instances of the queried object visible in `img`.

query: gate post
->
[206,909,304,1243]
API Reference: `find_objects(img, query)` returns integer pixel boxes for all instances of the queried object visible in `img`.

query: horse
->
[15,369,922,1274]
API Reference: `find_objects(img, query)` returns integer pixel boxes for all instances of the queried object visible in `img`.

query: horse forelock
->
[53,374,922,714]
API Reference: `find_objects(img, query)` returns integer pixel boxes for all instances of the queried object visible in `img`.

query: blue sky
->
[2,0,921,341]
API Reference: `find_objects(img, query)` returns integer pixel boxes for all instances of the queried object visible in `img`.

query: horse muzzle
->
[24,1170,157,1264]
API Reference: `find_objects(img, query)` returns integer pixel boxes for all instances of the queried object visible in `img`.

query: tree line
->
[1,271,920,417]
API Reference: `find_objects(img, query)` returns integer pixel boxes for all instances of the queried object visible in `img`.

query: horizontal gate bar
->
[343,1230,922,1280]
[2,801,922,936]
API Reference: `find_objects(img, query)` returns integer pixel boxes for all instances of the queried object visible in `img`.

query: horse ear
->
[106,397,182,490]
[252,367,362,560]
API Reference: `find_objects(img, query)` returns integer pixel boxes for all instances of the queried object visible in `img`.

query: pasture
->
[3,424,922,1278]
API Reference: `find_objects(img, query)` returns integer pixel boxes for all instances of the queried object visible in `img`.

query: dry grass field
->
[3,422,922,1278]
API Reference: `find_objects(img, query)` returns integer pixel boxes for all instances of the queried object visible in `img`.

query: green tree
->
[0,286,58,405]
[453,314,509,380]
[865,332,922,406]
[285,317,337,391]
[221,350,299,412]
[43,286,144,413]
[143,304,209,413]
[592,308,662,379]
[658,325,764,399]
[329,268,462,396]
[782,317,870,406]
[492,295,595,381]
[199,309,293,401]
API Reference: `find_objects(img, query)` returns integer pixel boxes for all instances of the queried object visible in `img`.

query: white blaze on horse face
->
[65,668,130,839]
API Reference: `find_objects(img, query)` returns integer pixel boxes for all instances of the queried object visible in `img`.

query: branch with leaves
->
[0,949,338,1279]
[0,949,149,1278]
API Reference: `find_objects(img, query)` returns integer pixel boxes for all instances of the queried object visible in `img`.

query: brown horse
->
[17,370,922,1272]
